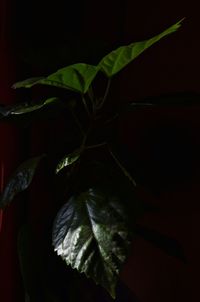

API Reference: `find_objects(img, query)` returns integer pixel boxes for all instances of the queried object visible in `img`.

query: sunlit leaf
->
[55,150,80,174]
[99,19,183,77]
[0,156,44,208]
[52,187,131,298]
[13,64,98,94]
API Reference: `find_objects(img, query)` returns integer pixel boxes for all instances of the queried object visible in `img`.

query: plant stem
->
[82,95,91,117]
[109,147,137,187]
[96,78,111,109]
[85,142,107,149]
[71,110,85,137]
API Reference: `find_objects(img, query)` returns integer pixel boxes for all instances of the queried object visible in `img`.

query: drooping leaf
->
[13,64,98,94]
[52,188,131,298]
[12,97,59,115]
[0,98,59,119]
[12,77,44,89]
[99,19,183,77]
[0,156,44,208]
[55,149,81,174]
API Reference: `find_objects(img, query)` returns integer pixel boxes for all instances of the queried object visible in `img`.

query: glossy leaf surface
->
[99,19,183,77]
[55,149,80,174]
[0,156,43,208]
[0,98,59,118]
[52,188,130,298]
[13,64,98,94]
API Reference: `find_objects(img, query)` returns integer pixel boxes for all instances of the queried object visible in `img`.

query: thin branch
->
[104,113,119,124]
[109,147,137,187]
[87,86,96,114]
[82,95,91,117]
[96,78,111,109]
[71,110,85,137]
[85,142,107,150]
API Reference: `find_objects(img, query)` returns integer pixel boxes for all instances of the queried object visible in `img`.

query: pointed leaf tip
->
[99,19,183,77]
[52,188,131,298]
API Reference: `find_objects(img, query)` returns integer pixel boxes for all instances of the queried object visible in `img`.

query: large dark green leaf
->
[52,188,131,298]
[99,19,183,77]
[0,156,44,208]
[13,64,98,94]
[0,98,59,119]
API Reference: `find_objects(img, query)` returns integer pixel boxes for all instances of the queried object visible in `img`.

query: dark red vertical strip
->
[0,0,23,301]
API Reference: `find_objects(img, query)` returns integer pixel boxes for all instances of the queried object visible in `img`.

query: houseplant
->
[0,19,185,300]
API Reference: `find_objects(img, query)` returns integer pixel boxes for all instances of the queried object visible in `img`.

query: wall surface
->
[0,0,24,301]
[1,0,200,301]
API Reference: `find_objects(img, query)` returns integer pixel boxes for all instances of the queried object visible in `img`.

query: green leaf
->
[52,188,131,298]
[12,77,45,89]
[0,98,59,118]
[13,64,98,94]
[55,149,80,174]
[12,97,59,115]
[0,156,44,208]
[99,19,183,77]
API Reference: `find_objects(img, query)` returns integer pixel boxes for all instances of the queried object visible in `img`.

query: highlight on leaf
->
[0,155,44,208]
[99,19,184,77]
[13,64,98,94]
[52,187,131,298]
[0,98,59,118]
[1,18,185,299]
[55,149,81,174]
